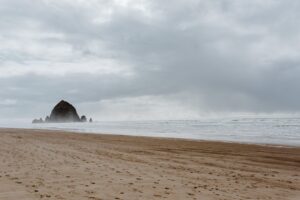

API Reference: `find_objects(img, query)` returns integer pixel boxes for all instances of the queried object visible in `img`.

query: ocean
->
[1,117,300,146]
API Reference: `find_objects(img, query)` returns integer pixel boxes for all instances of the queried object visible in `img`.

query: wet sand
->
[0,128,299,200]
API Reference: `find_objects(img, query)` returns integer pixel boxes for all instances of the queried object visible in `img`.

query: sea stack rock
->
[49,100,81,122]
[32,100,91,123]
[80,115,87,122]
[32,118,43,123]
[45,116,50,122]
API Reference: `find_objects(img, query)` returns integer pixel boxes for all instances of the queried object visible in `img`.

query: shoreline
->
[1,127,299,148]
[0,128,299,199]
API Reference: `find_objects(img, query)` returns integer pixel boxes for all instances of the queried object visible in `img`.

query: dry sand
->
[0,128,299,200]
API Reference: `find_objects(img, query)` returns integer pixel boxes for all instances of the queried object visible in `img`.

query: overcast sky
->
[1,0,300,120]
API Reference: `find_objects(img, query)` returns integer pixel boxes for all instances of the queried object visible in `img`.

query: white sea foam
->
[0,117,300,146]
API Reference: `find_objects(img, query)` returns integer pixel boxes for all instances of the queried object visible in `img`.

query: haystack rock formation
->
[49,100,81,122]
[32,100,92,123]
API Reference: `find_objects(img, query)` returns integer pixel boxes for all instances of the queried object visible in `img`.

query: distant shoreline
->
[0,127,296,148]
[1,124,299,147]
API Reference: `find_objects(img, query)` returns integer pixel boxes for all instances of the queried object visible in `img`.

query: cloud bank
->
[1,0,300,120]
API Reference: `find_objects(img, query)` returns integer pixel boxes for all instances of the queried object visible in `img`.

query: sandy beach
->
[0,128,299,200]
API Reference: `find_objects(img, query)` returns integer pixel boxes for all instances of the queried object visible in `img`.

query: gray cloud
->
[1,0,300,120]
